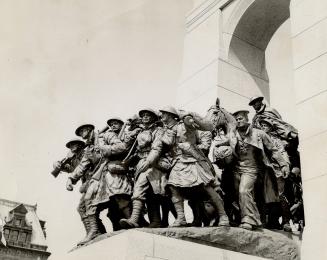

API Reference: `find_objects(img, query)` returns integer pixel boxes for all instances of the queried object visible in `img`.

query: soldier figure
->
[97,117,133,231]
[120,109,169,229]
[159,106,230,227]
[52,138,86,175]
[212,126,240,226]
[52,139,92,241]
[230,110,290,230]
[67,123,126,245]
[187,129,213,227]
[260,118,292,231]
[249,96,298,141]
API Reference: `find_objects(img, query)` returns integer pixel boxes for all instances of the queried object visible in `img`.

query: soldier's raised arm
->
[67,155,91,190]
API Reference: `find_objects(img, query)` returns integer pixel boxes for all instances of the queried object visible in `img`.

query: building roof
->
[0,198,47,247]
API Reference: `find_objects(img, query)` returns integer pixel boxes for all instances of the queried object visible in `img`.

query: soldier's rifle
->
[121,118,143,166]
[51,126,109,178]
[51,156,74,178]
[118,121,128,140]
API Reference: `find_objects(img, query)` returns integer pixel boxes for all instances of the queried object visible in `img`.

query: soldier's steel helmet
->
[159,106,179,119]
[107,117,124,126]
[138,108,158,120]
[232,110,249,117]
[65,139,85,149]
[248,96,264,106]
[75,123,95,136]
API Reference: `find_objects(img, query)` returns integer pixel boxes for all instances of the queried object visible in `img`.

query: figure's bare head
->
[233,110,249,129]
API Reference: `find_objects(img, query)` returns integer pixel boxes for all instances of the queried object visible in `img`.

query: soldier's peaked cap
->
[232,110,249,117]
[75,123,95,136]
[248,96,264,106]
[159,106,179,119]
[138,108,158,119]
[107,117,124,126]
[66,138,85,149]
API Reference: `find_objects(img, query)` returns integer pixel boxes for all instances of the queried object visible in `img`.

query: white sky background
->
[0,1,193,258]
[0,1,294,259]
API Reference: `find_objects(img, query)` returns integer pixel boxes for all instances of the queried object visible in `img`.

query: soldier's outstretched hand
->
[53,161,62,170]
[281,165,290,178]
[66,178,74,191]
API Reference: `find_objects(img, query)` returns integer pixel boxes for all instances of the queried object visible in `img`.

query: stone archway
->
[218,0,290,107]
[179,0,327,258]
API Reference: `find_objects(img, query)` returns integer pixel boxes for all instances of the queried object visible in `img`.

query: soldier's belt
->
[104,161,128,174]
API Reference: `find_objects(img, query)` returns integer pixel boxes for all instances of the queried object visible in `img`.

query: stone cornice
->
[186,0,235,32]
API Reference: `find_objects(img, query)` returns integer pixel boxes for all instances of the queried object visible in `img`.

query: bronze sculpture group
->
[52,96,304,246]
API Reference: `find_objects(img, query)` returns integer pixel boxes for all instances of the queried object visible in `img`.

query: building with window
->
[0,199,51,260]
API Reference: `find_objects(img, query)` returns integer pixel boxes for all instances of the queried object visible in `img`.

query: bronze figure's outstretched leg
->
[169,186,187,227]
[146,197,162,228]
[119,199,144,229]
[77,214,102,246]
[204,186,230,227]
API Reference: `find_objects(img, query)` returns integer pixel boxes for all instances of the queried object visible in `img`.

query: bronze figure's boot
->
[77,214,102,246]
[76,217,91,246]
[239,222,253,230]
[96,215,107,234]
[206,186,230,227]
[218,214,230,227]
[189,200,204,227]
[266,202,282,230]
[119,199,143,229]
[170,200,187,227]
[280,195,292,232]
[82,216,91,234]
[107,209,121,231]
[147,199,162,228]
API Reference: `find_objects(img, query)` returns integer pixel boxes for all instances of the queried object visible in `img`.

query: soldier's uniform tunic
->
[132,124,168,201]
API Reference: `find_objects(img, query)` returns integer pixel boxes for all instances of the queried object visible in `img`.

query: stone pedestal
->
[65,227,299,260]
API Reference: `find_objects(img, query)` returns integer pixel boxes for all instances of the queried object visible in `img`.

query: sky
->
[0,1,193,258]
[0,1,294,259]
